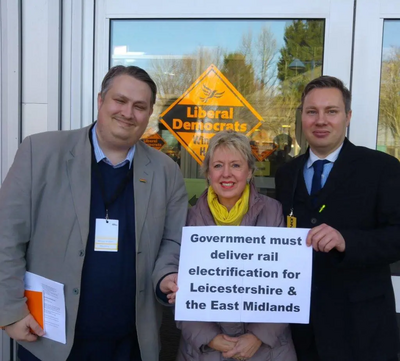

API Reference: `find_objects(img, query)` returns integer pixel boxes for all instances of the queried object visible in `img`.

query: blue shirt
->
[91,123,135,169]
[303,144,343,194]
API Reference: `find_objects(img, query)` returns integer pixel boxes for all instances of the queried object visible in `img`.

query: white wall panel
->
[62,0,95,130]
[0,0,21,357]
[21,0,61,136]
[0,0,21,183]
[22,0,48,104]
[22,104,48,140]
[47,0,62,132]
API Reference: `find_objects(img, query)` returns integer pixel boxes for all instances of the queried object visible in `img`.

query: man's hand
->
[222,333,262,360]
[159,273,179,304]
[208,333,238,353]
[306,223,346,252]
[5,314,44,342]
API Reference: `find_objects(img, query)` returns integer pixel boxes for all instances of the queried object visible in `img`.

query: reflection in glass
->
[110,19,324,195]
[378,20,400,160]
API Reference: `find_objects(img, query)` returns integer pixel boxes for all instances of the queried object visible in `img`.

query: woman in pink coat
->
[176,131,296,361]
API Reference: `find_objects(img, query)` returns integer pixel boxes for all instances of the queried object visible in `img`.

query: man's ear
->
[97,93,103,110]
[346,110,352,127]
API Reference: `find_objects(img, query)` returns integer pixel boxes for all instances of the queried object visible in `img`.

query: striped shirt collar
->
[91,123,135,169]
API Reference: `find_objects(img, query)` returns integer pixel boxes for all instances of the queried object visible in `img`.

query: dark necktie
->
[311,159,330,195]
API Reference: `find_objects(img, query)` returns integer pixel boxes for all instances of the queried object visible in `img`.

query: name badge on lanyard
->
[95,218,119,252]
[287,209,297,228]
[287,161,302,229]
[90,144,132,253]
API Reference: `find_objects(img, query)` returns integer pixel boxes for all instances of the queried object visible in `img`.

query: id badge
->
[94,218,119,252]
[287,215,297,228]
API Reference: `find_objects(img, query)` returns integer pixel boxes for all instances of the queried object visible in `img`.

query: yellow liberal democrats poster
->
[160,64,263,165]
[141,133,166,151]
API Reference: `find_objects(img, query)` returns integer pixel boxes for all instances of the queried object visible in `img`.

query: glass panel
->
[378,20,400,160]
[110,19,325,198]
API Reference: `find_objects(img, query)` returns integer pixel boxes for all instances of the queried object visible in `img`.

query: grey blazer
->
[0,125,188,361]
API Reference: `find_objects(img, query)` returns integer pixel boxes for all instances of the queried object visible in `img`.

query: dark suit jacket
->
[275,138,400,361]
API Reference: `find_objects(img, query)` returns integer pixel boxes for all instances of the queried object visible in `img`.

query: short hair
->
[100,65,157,105]
[202,130,256,178]
[301,75,351,113]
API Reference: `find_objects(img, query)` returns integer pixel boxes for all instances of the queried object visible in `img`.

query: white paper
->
[25,272,66,344]
[391,276,400,313]
[175,226,312,324]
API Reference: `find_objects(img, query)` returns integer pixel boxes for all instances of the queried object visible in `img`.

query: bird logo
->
[199,84,225,103]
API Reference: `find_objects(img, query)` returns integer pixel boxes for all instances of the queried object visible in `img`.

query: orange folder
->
[25,290,44,329]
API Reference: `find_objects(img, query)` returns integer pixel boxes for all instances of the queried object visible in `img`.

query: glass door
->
[95,0,354,200]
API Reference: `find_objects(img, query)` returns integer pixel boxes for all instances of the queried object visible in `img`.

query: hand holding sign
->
[160,273,179,304]
[175,226,312,324]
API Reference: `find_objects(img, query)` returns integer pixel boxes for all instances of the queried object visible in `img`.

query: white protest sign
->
[175,226,312,324]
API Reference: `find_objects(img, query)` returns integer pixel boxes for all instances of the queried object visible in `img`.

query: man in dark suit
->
[275,75,400,361]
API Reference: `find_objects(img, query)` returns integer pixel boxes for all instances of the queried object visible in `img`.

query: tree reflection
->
[147,20,324,161]
[378,46,400,160]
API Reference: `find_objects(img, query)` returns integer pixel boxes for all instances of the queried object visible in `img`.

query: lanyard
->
[92,152,133,220]
[89,131,133,220]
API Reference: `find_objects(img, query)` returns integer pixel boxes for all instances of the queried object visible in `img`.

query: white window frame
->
[351,0,400,149]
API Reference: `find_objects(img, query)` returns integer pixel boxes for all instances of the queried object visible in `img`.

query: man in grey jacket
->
[0,65,187,360]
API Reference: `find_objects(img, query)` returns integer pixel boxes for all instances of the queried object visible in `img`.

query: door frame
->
[351,0,400,148]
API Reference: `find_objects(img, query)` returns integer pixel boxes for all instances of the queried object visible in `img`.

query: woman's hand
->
[208,333,238,352]
[222,333,262,360]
